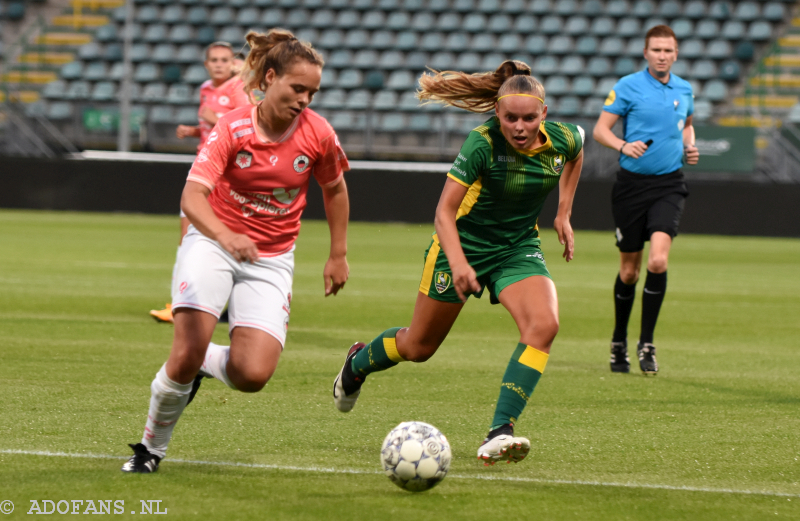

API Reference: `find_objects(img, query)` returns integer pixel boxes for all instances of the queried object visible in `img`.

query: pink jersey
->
[197,75,250,152]
[187,105,349,256]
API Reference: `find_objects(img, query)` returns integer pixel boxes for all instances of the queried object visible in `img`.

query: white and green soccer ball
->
[381,421,451,492]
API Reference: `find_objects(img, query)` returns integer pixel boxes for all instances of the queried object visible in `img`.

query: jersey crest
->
[235,151,252,169]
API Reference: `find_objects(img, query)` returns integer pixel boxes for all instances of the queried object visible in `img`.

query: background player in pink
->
[124,29,350,473]
[150,42,250,323]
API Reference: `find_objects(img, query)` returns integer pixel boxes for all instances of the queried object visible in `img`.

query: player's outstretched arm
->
[321,177,350,296]
[434,178,480,302]
[554,149,583,262]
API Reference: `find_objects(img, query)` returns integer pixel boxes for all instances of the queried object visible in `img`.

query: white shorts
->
[172,226,294,346]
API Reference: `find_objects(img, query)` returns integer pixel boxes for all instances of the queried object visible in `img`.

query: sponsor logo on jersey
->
[293,155,310,173]
[434,272,452,294]
[207,131,218,143]
[526,251,545,264]
[273,187,301,204]
[197,147,209,163]
[230,118,251,130]
[235,151,253,169]
[179,282,187,294]
[551,153,565,173]
[498,155,518,163]
[270,155,279,166]
[219,95,230,107]
[604,90,616,106]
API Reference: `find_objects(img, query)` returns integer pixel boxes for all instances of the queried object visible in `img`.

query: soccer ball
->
[380,421,451,492]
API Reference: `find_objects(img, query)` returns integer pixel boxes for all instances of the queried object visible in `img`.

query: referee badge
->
[434,272,452,294]
[604,90,616,106]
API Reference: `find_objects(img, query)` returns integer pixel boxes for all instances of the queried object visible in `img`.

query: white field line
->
[2,449,798,499]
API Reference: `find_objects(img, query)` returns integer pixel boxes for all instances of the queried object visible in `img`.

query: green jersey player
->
[333,60,584,465]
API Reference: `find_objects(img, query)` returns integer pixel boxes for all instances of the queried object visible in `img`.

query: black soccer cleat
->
[333,342,366,412]
[186,373,205,405]
[121,443,161,473]
[610,341,630,373]
[637,342,659,375]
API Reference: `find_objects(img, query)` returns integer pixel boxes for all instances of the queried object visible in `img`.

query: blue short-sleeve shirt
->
[603,69,694,175]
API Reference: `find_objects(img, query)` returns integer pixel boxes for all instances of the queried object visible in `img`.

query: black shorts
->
[612,168,689,253]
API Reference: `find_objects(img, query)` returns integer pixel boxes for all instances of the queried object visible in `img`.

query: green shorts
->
[418,234,551,305]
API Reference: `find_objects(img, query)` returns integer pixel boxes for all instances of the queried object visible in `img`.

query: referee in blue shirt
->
[593,25,699,375]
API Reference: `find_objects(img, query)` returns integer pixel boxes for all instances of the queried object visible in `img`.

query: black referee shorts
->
[611,168,689,253]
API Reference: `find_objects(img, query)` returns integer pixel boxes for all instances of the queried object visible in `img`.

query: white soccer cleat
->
[333,342,366,413]
[477,434,531,465]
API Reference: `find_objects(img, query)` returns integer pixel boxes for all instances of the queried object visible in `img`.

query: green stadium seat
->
[595,76,617,97]
[695,20,720,39]
[657,1,681,18]
[582,0,603,16]
[168,25,193,45]
[398,90,420,111]
[575,36,598,56]
[555,0,578,16]
[152,44,176,64]
[318,29,343,50]
[406,51,428,69]
[6,1,25,21]
[162,5,184,24]
[184,64,209,84]
[606,0,630,18]
[60,61,83,81]
[671,19,694,40]
[373,90,398,110]
[337,69,363,89]
[143,24,168,44]
[734,41,754,61]
[683,1,707,19]
[530,0,550,15]
[167,84,192,104]
[707,40,732,60]
[351,0,372,10]
[681,39,705,59]
[78,42,101,61]
[445,33,469,51]
[25,102,47,118]
[47,102,73,121]
[134,63,159,83]
[187,6,209,25]
[763,3,786,23]
[564,16,589,36]
[410,12,434,32]
[386,11,410,30]
[141,82,167,102]
[341,29,366,49]
[692,100,711,122]
[718,60,740,81]
[733,2,759,22]
[617,18,641,38]
[534,55,559,76]
[561,56,584,75]
[721,21,745,40]
[210,7,234,26]
[379,113,405,132]
[453,0,475,14]
[513,15,538,33]
[614,57,636,76]
[625,38,644,57]
[708,1,731,20]
[463,13,486,33]
[387,69,416,91]
[345,89,371,110]
[690,59,716,80]
[84,62,108,82]
[310,9,335,28]
[408,113,435,132]
[671,60,688,77]
[394,31,417,51]
[571,76,594,96]
[320,68,336,88]
[642,17,667,31]
[335,10,360,29]
[43,80,67,100]
[204,0,225,8]
[481,52,505,70]
[260,8,284,26]
[587,57,611,76]
[327,49,352,68]
[581,97,604,117]
[590,17,615,37]
[195,26,216,46]
[556,96,580,117]
[420,33,444,52]
[599,37,624,57]
[65,81,91,100]
[438,13,461,29]
[162,64,182,83]
[456,52,482,73]
[373,50,406,70]
[498,33,522,52]
[377,0,401,10]
[353,50,379,69]
[539,15,563,35]
[219,26,246,46]
[702,80,727,102]
[136,5,159,24]
[278,0,296,9]
[108,62,124,81]
[525,35,547,55]
[471,33,495,52]
[548,35,574,55]
[362,11,386,29]
[504,0,526,15]
[131,43,150,62]
[175,107,199,126]
[363,71,385,92]
[319,89,345,109]
[633,1,655,18]
[95,25,118,43]
[91,82,116,102]
[112,6,126,23]
[329,112,360,131]
[786,104,800,124]
[150,104,174,124]
[430,52,456,70]
[369,30,393,50]
[748,21,773,42]
[545,76,569,96]
[477,0,500,13]
[236,7,259,26]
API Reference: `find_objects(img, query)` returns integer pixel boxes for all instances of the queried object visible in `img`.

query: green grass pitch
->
[0,209,798,520]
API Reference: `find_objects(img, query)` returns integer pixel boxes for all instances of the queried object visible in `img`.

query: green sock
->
[350,327,405,377]
[490,343,549,430]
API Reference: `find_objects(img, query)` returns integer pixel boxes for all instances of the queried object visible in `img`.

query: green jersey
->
[447,117,584,253]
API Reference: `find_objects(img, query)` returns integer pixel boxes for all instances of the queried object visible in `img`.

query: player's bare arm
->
[593,112,649,159]
[683,115,699,165]
[176,125,201,139]
[199,106,220,125]
[181,180,258,263]
[320,177,350,296]
[555,149,583,262]
[434,178,480,302]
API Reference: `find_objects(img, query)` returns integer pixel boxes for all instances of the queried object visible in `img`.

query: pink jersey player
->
[187,104,348,255]
[196,75,250,153]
